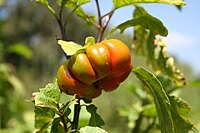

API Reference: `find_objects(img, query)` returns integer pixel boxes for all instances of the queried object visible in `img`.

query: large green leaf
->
[133,67,174,133]
[133,7,186,87]
[112,0,185,9]
[109,6,168,37]
[79,126,107,133]
[86,104,105,127]
[133,67,196,133]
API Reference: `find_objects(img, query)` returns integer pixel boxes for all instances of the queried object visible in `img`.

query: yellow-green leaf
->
[58,40,83,56]
[112,0,186,9]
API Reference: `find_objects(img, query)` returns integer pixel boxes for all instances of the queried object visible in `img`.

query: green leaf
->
[157,75,176,93]
[50,117,65,133]
[133,67,174,133]
[33,79,62,132]
[58,0,90,8]
[59,0,68,10]
[33,79,61,114]
[58,0,95,25]
[79,126,108,133]
[58,40,83,56]
[86,104,105,127]
[36,0,48,6]
[34,106,55,133]
[84,36,96,48]
[142,104,157,117]
[109,6,168,37]
[112,0,185,9]
[169,96,196,133]
[8,43,33,59]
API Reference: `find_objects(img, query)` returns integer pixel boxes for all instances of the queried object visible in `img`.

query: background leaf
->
[112,0,185,9]
[58,40,83,56]
[8,43,33,59]
[133,67,174,133]
[86,104,105,127]
[79,126,108,133]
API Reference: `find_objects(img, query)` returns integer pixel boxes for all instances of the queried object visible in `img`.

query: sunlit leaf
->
[8,43,33,59]
[169,96,196,132]
[86,104,105,127]
[109,6,168,37]
[133,67,175,133]
[58,40,83,56]
[79,126,108,133]
[58,0,90,8]
[112,0,185,9]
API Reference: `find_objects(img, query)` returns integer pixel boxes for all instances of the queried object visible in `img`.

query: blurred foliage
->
[0,0,200,133]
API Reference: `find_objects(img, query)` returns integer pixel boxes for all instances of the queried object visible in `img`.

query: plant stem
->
[58,9,67,41]
[95,0,114,42]
[57,104,68,132]
[60,113,68,132]
[72,98,81,133]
